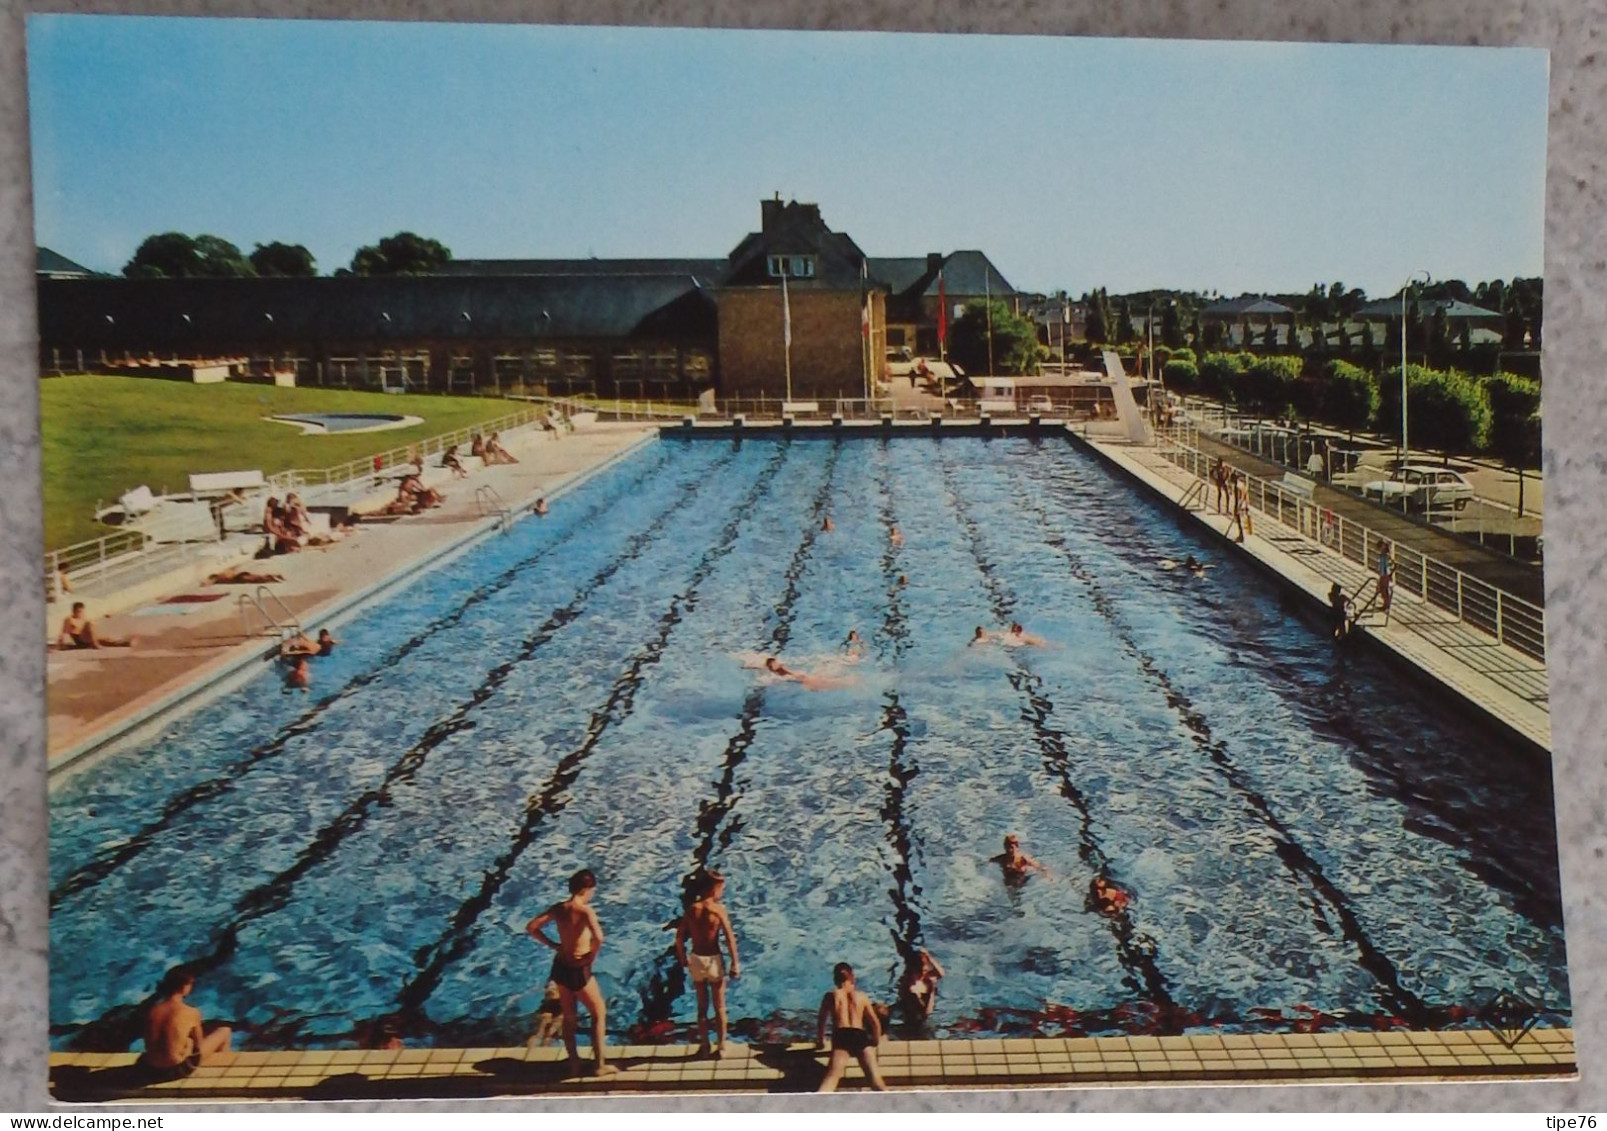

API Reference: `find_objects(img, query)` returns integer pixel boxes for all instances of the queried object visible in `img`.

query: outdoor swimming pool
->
[49,435,1570,1051]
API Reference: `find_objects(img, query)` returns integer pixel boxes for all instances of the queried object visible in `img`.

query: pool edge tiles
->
[48,1028,1577,1101]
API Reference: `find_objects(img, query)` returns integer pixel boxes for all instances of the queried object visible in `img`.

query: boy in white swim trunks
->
[674,869,741,1057]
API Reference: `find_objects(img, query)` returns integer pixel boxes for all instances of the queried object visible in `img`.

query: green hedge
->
[1318,360,1380,436]
[1163,358,1199,392]
[1377,365,1492,455]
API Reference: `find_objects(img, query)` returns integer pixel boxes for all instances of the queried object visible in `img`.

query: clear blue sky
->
[27,17,1548,297]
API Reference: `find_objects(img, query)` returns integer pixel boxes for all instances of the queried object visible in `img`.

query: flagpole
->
[782,270,793,405]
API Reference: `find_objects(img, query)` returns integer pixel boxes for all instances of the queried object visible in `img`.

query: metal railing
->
[1154,425,1547,663]
[237,586,302,643]
[474,484,513,531]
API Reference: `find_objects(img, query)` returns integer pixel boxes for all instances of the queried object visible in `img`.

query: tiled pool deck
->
[49,1028,1575,1101]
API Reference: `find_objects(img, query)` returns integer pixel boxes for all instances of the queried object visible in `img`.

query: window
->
[767,254,816,279]
[682,350,712,377]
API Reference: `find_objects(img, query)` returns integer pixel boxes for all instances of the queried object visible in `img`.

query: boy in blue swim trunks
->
[527,869,617,1078]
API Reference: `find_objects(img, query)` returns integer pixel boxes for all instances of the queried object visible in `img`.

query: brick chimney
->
[761,193,783,233]
[926,252,945,275]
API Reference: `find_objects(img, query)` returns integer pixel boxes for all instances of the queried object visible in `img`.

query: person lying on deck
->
[207,565,285,585]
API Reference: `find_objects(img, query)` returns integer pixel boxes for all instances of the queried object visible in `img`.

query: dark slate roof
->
[867,251,1015,298]
[37,247,94,276]
[439,258,730,286]
[867,257,931,293]
[1201,296,1296,317]
[37,275,715,349]
[1354,297,1502,320]
[723,200,869,288]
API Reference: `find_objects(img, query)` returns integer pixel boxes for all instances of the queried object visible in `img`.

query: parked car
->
[1361,465,1475,511]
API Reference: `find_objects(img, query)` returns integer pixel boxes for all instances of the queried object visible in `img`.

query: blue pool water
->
[49,436,1569,1050]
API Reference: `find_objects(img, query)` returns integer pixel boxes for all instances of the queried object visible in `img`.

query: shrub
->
[1163,358,1199,392]
[1318,360,1379,436]
[1484,371,1541,468]
[1241,356,1303,417]
[1199,352,1248,402]
[1377,365,1492,455]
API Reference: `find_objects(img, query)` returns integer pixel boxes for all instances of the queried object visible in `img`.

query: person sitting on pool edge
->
[55,602,131,650]
[816,962,888,1092]
[137,964,232,1083]
[991,834,1048,887]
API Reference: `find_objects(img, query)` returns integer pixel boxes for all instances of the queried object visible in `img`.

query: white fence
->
[1154,426,1547,663]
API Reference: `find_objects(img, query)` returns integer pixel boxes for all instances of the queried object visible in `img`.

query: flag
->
[937,269,948,351]
[782,271,792,349]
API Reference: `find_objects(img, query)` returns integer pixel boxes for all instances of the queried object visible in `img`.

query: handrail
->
[1153,424,1547,663]
[237,587,302,642]
[474,484,513,531]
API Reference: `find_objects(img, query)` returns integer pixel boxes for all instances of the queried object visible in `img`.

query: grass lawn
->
[42,376,524,550]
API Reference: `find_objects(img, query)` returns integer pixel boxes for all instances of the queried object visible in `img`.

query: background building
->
[37,199,1018,401]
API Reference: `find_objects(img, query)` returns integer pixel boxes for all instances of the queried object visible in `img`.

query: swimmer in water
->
[896,574,908,588]
[1089,875,1130,916]
[1004,622,1047,647]
[991,834,1047,887]
[970,626,998,647]
[822,516,835,533]
[889,526,904,548]
[534,497,549,517]
[284,655,311,692]
[762,655,854,691]
[841,630,865,658]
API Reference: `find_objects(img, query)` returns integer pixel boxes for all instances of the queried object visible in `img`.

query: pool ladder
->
[1179,479,1207,512]
[475,484,514,532]
[237,585,304,647]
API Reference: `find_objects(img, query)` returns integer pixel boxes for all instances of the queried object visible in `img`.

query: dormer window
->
[767,254,816,279]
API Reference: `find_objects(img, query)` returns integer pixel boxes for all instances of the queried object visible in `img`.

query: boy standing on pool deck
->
[675,870,742,1057]
[816,963,888,1092]
[527,869,616,1077]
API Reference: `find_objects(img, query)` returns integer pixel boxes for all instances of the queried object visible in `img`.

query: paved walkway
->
[1189,431,1545,606]
[47,1027,1575,1100]
[1091,437,1550,750]
[46,423,657,765]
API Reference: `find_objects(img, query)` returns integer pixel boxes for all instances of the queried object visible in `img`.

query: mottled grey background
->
[2,0,1602,1113]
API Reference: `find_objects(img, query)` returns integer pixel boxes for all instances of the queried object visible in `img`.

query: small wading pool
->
[48,435,1569,1052]
[268,412,422,435]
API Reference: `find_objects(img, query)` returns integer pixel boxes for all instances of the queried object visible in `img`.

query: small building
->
[870,250,1017,358]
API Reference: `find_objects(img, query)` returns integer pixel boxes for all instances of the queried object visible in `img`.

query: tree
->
[123,231,256,279]
[250,241,317,277]
[949,298,1044,376]
[1084,290,1108,344]
[1199,352,1249,403]
[1377,365,1493,456]
[1241,355,1303,417]
[1319,360,1379,438]
[350,232,452,276]
[1114,297,1135,344]
[1485,372,1543,515]
[1160,302,1185,349]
